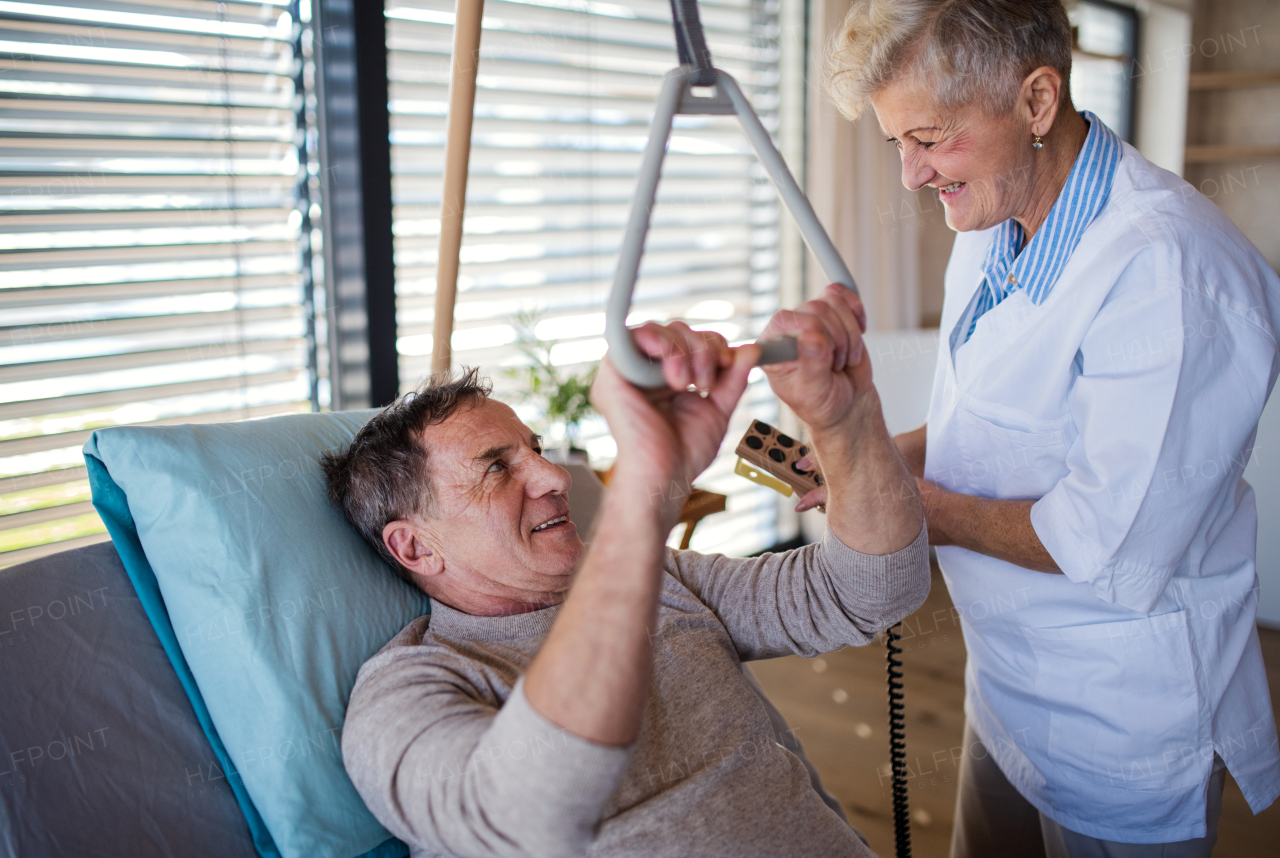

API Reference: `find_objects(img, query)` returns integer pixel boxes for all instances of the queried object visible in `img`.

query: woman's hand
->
[592,322,759,498]
[758,284,873,436]
[895,425,927,478]
[915,477,952,545]
[792,464,827,513]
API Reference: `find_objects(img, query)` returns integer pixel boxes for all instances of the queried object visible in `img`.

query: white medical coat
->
[926,141,1280,842]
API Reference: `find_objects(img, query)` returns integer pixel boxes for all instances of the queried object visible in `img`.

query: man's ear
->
[383,519,445,580]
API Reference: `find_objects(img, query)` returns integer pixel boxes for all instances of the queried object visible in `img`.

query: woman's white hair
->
[826,0,1074,120]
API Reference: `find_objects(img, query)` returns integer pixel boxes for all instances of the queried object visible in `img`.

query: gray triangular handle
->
[605,68,858,388]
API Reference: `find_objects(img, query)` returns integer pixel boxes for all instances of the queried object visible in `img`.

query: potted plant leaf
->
[504,312,598,459]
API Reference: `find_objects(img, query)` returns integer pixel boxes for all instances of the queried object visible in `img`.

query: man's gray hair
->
[825,0,1074,120]
[321,368,492,585]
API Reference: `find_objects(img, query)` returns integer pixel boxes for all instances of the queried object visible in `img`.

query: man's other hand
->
[758,284,872,436]
[592,322,759,495]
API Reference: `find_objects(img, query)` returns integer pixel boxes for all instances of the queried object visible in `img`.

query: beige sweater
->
[342,525,930,858]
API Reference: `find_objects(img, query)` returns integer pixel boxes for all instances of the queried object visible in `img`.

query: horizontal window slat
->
[0,273,300,312]
[1,378,311,462]
[3,206,296,229]
[0,223,299,252]
[0,531,111,569]
[3,94,295,121]
[0,151,297,174]
[1,322,306,373]
[389,152,754,177]
[0,337,305,386]
[0,1,290,40]
[0,464,85,495]
[0,143,298,168]
[0,42,292,76]
[0,76,295,109]
[0,237,301,264]
[0,252,301,290]
[0,398,309,461]
[0,369,303,423]
[397,287,749,323]
[2,305,303,346]
[387,0,755,44]
[0,173,294,191]
[0,58,284,97]
[0,499,96,530]
[0,191,296,214]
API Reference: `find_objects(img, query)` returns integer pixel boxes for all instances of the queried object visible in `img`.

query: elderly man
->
[323,288,928,858]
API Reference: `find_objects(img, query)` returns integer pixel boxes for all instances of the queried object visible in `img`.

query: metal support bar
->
[605,69,857,388]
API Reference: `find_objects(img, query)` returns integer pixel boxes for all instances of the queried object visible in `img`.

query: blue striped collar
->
[951,111,1122,353]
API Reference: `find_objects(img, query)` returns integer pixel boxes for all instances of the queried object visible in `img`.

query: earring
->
[1032,135,1044,149]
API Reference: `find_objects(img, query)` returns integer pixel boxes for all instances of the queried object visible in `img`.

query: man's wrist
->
[801,388,880,441]
[804,392,888,471]
[608,457,688,524]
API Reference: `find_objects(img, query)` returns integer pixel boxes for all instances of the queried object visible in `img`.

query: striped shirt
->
[950,111,1122,354]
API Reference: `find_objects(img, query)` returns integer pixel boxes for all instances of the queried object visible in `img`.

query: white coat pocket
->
[1023,609,1207,791]
[944,406,1069,498]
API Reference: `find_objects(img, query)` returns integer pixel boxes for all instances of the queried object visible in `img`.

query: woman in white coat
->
[808,1,1280,855]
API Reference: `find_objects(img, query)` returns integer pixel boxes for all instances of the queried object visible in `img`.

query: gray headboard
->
[0,541,258,858]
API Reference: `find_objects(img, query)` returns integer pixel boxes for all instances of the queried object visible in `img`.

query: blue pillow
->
[84,411,431,858]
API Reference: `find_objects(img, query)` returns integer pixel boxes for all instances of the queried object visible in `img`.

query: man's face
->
[415,398,585,613]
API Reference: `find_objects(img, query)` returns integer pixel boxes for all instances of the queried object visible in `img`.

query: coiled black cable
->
[886,623,911,858]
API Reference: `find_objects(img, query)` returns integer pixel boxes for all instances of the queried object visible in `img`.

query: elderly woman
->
[818,1,1280,856]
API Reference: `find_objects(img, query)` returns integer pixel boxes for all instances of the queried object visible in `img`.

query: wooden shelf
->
[1188,69,1280,90]
[1184,145,1280,164]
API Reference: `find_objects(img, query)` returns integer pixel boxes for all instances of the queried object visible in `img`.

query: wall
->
[805,0,930,331]
[1184,0,1280,270]
[1186,0,1280,627]
[1134,0,1195,176]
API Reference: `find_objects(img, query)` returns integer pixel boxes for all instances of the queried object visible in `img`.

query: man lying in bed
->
[323,286,928,858]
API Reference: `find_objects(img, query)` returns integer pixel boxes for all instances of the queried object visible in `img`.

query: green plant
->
[504,312,598,450]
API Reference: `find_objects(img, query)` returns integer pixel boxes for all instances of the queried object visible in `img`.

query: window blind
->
[1070,0,1137,142]
[385,0,784,555]
[0,0,322,566]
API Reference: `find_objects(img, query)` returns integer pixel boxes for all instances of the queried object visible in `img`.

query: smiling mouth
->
[532,515,569,533]
[939,181,966,195]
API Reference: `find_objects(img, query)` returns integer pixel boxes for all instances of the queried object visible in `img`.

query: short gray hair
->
[321,368,492,584]
[825,0,1074,120]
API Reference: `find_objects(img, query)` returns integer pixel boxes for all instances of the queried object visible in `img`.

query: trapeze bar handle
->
[605,71,685,389]
[605,69,858,388]
[716,72,858,295]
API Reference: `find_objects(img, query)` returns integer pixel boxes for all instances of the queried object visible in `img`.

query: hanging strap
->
[669,0,716,85]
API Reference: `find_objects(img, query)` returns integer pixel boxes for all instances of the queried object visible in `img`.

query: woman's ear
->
[383,519,445,579]
[1021,65,1066,137]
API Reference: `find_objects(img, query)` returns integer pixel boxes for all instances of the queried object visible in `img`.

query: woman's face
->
[870,73,1034,233]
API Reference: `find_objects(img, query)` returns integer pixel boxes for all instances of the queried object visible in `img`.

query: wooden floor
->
[749,563,1280,858]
